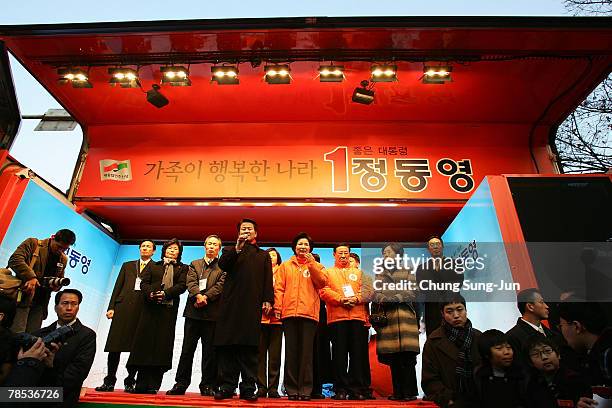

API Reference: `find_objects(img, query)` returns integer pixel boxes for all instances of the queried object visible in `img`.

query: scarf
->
[443,318,475,393]
[161,258,176,306]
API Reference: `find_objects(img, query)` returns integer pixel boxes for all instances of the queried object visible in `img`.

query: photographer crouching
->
[0,289,96,407]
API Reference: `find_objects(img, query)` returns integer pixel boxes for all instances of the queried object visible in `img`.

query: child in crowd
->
[473,329,526,408]
[525,337,595,408]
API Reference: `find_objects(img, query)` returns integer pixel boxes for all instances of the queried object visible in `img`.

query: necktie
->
[140,262,146,272]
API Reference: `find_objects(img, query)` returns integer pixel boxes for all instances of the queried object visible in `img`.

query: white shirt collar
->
[140,258,151,264]
[55,318,77,329]
[521,318,545,335]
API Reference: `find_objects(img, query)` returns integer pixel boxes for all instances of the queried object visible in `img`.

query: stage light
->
[108,68,139,88]
[265,64,291,84]
[211,65,239,84]
[161,66,191,86]
[58,68,92,88]
[423,65,452,84]
[146,84,169,108]
[371,64,397,82]
[352,80,375,105]
[318,65,345,82]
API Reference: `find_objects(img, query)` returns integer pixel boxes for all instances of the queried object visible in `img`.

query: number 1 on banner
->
[324,146,349,192]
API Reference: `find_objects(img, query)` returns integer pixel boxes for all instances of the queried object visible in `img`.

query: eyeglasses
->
[529,347,555,359]
[556,322,575,331]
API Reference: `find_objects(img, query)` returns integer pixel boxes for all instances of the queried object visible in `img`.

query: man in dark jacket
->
[34,289,96,408]
[95,240,156,392]
[9,229,76,333]
[421,293,481,408]
[558,301,612,388]
[416,235,464,336]
[506,288,569,368]
[167,234,226,396]
[213,219,274,402]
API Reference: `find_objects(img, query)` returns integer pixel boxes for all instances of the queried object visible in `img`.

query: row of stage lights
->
[58,63,452,107]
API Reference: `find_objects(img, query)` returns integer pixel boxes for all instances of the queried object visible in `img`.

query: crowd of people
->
[0,222,610,408]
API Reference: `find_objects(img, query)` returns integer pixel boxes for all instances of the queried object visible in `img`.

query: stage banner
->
[76,142,525,199]
[0,180,120,331]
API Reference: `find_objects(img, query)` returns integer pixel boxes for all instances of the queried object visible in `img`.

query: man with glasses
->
[8,229,76,333]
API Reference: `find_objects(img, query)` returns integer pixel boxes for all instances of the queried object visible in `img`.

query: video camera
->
[14,324,75,351]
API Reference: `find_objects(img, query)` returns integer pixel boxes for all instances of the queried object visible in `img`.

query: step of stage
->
[79,389,438,407]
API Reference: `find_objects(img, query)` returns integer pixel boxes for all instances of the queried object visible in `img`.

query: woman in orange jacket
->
[257,248,283,398]
[274,232,327,401]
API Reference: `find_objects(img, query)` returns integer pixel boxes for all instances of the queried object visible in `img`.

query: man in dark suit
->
[167,234,226,396]
[9,229,76,333]
[95,240,156,392]
[34,289,96,407]
[416,235,464,336]
[506,288,568,367]
[213,219,274,402]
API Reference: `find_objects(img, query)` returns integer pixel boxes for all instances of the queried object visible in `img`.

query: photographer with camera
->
[8,229,76,333]
[0,295,58,387]
[30,289,96,407]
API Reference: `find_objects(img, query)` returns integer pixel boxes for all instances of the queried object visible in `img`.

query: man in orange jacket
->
[320,243,372,400]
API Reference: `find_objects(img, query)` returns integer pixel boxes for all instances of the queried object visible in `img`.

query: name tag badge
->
[342,284,355,297]
[134,277,142,291]
[199,278,207,291]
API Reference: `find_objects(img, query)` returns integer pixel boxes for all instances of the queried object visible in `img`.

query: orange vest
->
[320,266,372,324]
[274,256,327,322]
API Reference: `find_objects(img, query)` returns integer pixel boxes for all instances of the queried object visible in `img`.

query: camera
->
[14,325,75,351]
[41,277,70,288]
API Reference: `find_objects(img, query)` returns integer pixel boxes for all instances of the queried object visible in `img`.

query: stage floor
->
[79,390,438,407]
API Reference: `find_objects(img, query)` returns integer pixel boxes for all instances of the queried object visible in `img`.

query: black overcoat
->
[213,243,273,347]
[104,260,151,352]
[127,261,187,369]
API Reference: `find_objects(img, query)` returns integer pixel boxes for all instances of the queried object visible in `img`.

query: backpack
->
[0,240,42,302]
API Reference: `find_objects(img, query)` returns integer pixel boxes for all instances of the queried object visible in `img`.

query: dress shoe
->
[241,393,258,402]
[268,392,281,398]
[124,384,135,393]
[388,394,403,400]
[348,393,367,400]
[256,389,267,398]
[214,390,233,400]
[310,393,325,399]
[332,391,347,400]
[166,384,187,395]
[95,384,114,392]
[287,394,299,400]
[200,386,215,396]
[403,396,418,401]
[299,395,311,401]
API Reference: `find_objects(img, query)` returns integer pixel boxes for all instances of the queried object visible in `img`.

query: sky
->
[3,0,569,192]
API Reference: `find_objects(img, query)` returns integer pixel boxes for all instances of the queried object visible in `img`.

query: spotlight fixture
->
[146,84,169,108]
[264,64,291,84]
[371,64,397,82]
[352,80,375,105]
[318,65,345,82]
[423,65,452,84]
[211,65,239,85]
[108,68,139,88]
[161,66,191,86]
[58,68,92,88]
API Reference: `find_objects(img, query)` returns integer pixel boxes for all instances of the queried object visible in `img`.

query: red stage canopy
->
[1,17,611,243]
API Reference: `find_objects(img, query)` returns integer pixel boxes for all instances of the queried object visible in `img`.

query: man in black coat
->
[416,235,464,336]
[167,234,226,396]
[506,288,570,368]
[34,289,96,408]
[96,240,156,392]
[213,219,274,402]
